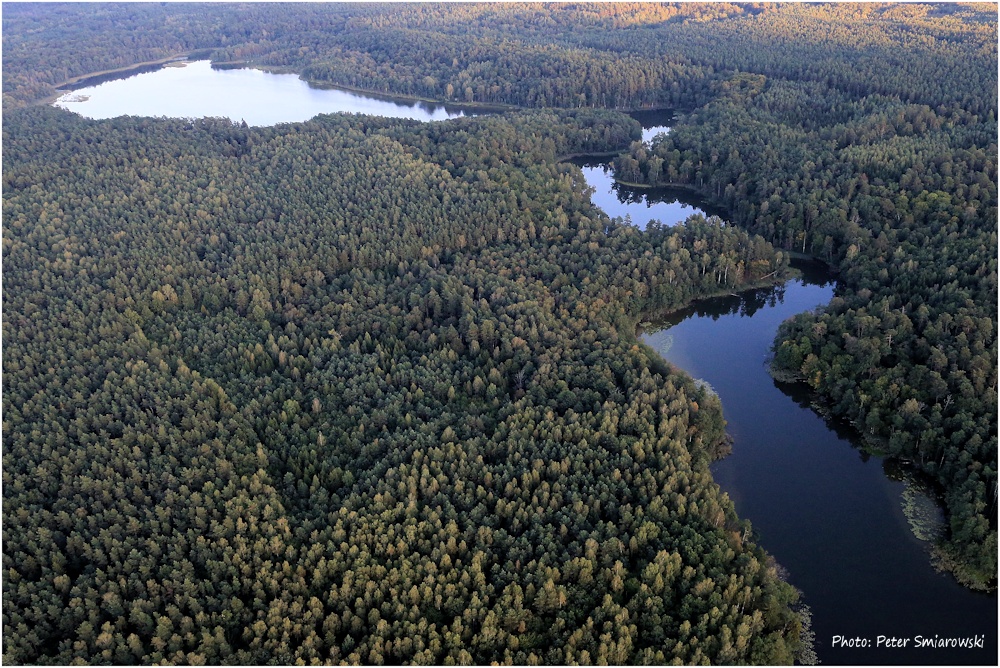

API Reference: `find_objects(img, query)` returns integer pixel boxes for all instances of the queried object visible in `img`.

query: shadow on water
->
[649,258,835,329]
[614,182,731,220]
[769,377,875,458]
[580,120,997,663]
[639,269,997,666]
[49,68,996,665]
[568,157,727,229]
[628,108,675,129]
[57,61,180,91]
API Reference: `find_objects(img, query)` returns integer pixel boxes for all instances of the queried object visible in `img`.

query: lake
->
[640,271,997,665]
[628,108,673,143]
[52,57,997,665]
[567,109,730,230]
[52,58,678,137]
[53,59,486,125]
[570,157,727,230]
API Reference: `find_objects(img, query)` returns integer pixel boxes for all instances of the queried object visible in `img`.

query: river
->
[51,59,997,665]
[571,118,996,664]
[640,272,997,665]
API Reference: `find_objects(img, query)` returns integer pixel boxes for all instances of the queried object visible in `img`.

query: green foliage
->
[3,3,995,663]
[3,105,797,664]
[609,7,997,589]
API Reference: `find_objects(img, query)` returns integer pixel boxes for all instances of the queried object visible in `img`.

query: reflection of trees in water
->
[569,157,722,213]
[569,157,612,170]
[628,109,675,129]
[771,375,866,449]
[610,179,648,205]
[610,180,726,220]
[61,62,168,90]
[656,266,833,331]
[651,282,794,334]
[737,284,786,318]
[683,283,788,321]
[769,317,949,551]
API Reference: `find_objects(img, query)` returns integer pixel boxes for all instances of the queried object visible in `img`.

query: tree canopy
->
[3,2,996,663]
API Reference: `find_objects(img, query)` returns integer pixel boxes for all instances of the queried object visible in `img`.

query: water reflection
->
[664,283,789,322]
[628,108,674,143]
[640,272,997,665]
[572,158,723,229]
[53,59,490,125]
[650,261,834,328]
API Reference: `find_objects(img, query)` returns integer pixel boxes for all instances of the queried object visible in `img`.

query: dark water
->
[53,59,490,125]
[571,157,726,230]
[570,109,727,230]
[628,108,673,144]
[640,268,998,665]
[53,60,996,663]
[578,119,997,664]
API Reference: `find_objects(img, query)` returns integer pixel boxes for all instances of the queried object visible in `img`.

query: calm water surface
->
[54,61,996,665]
[53,59,483,125]
[570,110,726,230]
[578,120,995,664]
[641,274,997,665]
[572,158,726,229]
[628,108,673,143]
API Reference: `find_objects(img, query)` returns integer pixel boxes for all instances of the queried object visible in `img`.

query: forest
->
[3,2,996,664]
[609,8,997,587]
[4,104,799,664]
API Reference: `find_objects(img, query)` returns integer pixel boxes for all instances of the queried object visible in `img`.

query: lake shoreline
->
[634,274,793,338]
[577,125,995,600]
[637,270,997,663]
[40,52,198,105]
[252,63,686,116]
[627,180,841,270]
[767,359,996,594]
[555,150,623,162]
[37,55,684,119]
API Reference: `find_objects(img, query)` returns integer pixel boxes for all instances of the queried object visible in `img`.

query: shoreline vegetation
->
[246,62,690,116]
[4,101,808,664]
[3,3,994,663]
[254,64,522,113]
[21,8,996,598]
[611,127,987,593]
[39,53,687,120]
[766,357,995,593]
[43,52,197,102]
[610,177,838,272]
[615,90,997,591]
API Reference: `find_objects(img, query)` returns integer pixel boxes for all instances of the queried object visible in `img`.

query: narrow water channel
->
[641,273,997,665]
[50,61,997,665]
[572,117,997,664]
[569,158,729,230]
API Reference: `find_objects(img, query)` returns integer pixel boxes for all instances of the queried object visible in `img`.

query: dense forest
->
[4,100,799,664]
[609,10,997,587]
[3,1,996,664]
